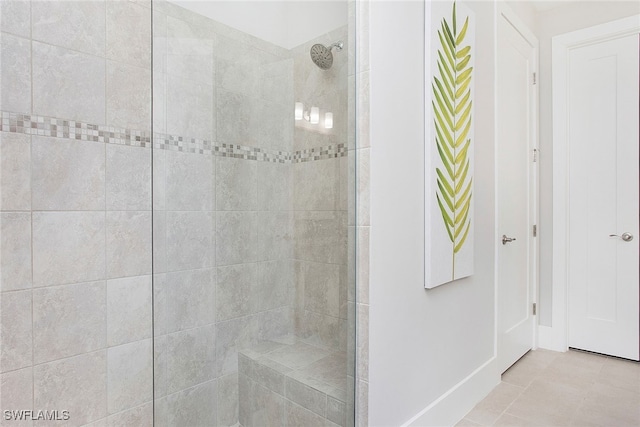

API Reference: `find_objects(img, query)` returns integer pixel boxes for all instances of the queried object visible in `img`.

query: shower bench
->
[238,338,350,427]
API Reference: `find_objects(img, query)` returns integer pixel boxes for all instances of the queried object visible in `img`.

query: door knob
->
[609,232,634,242]
[502,235,516,245]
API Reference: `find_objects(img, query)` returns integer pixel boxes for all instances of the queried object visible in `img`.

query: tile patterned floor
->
[458,349,640,426]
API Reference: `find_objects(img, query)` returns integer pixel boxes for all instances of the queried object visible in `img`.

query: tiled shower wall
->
[1,1,353,427]
[1,1,154,426]
[151,2,296,426]
[291,27,349,352]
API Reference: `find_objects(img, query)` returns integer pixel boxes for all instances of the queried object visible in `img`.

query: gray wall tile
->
[106,145,151,211]
[166,151,214,211]
[0,0,30,38]
[33,281,106,364]
[257,161,292,212]
[0,368,33,427]
[106,1,151,68]
[165,268,215,333]
[165,381,217,427]
[216,156,257,211]
[166,211,214,271]
[32,212,106,287]
[107,275,152,346]
[216,263,256,322]
[106,402,152,427]
[32,0,105,56]
[32,41,105,124]
[166,325,215,394]
[258,211,293,262]
[0,213,31,292]
[293,159,340,211]
[0,290,32,372]
[1,33,31,114]
[106,61,152,131]
[32,137,105,211]
[216,316,255,377]
[166,75,214,140]
[0,133,31,211]
[217,373,239,427]
[106,211,152,279]
[34,351,107,427]
[216,211,257,266]
[107,340,153,414]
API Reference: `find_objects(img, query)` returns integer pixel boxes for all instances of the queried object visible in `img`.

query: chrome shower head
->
[310,41,344,70]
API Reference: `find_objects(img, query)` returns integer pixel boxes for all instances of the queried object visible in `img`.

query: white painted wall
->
[169,0,347,49]
[531,0,640,326]
[368,1,499,425]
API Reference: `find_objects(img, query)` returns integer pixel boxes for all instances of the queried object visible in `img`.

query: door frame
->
[545,14,640,352]
[494,2,540,372]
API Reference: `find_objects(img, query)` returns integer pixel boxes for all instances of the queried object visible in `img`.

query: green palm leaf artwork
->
[433,1,473,280]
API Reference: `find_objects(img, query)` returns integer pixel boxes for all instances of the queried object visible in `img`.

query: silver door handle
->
[502,235,516,245]
[609,232,634,242]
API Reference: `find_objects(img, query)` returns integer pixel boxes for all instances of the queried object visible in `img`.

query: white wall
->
[170,1,347,49]
[532,0,640,326]
[368,1,499,425]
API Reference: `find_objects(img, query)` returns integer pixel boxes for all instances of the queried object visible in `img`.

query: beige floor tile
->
[492,413,537,426]
[455,418,483,427]
[596,357,640,394]
[504,378,584,426]
[501,355,547,388]
[569,383,640,427]
[465,382,525,426]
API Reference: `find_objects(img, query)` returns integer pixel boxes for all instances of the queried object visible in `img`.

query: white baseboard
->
[401,358,500,427]
[537,325,567,352]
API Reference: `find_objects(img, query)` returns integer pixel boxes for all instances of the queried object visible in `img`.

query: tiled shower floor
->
[458,349,640,426]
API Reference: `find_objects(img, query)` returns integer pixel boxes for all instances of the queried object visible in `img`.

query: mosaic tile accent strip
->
[1,111,151,147]
[1,111,347,163]
[293,143,347,162]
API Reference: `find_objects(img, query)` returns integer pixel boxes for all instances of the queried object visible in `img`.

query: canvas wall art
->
[425,0,475,288]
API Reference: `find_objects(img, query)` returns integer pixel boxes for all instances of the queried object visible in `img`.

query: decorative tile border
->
[1,111,346,163]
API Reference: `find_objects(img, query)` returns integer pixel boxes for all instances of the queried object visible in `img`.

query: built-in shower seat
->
[238,337,349,427]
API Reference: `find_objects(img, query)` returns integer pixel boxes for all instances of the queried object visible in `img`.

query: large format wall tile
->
[106,402,152,427]
[293,158,340,211]
[0,133,31,211]
[256,261,291,312]
[0,0,30,38]
[32,0,105,57]
[107,275,152,347]
[294,211,347,265]
[217,373,239,426]
[0,368,33,427]
[106,61,152,131]
[257,211,293,262]
[106,145,151,211]
[165,381,217,427]
[0,213,31,292]
[216,156,257,211]
[166,325,215,395]
[107,340,153,414]
[32,137,105,211]
[106,1,151,68]
[34,351,107,427]
[216,211,257,266]
[166,151,214,211]
[1,33,31,114]
[257,161,291,212]
[32,42,105,124]
[0,290,32,373]
[165,269,215,333]
[33,281,106,364]
[216,263,256,322]
[32,212,106,287]
[166,211,214,271]
[166,75,214,140]
[106,211,152,279]
[216,316,255,377]
[216,90,253,146]
[298,261,341,318]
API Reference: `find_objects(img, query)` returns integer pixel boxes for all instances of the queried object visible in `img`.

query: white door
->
[496,10,538,373]
[567,34,639,361]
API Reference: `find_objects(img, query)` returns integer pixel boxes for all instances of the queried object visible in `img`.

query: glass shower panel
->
[152,1,355,426]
